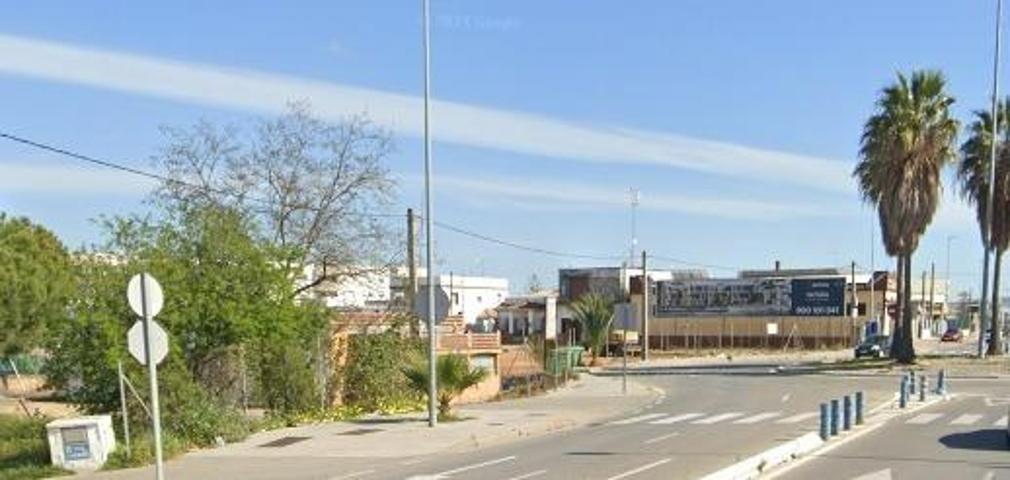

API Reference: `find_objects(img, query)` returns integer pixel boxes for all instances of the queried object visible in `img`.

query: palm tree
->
[404,353,488,420]
[855,70,960,364]
[959,99,1010,355]
[570,293,614,364]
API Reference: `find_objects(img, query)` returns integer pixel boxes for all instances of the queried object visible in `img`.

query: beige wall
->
[647,315,865,349]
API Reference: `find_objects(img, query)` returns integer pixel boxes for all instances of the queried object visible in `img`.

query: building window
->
[452,292,459,305]
[477,295,483,303]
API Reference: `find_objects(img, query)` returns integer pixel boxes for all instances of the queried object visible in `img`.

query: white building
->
[496,291,559,340]
[394,271,509,325]
[297,265,391,310]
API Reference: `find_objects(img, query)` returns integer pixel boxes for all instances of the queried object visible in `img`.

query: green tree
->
[0,214,72,356]
[403,354,488,420]
[46,204,328,431]
[855,70,959,363]
[959,99,1010,355]
[570,293,614,364]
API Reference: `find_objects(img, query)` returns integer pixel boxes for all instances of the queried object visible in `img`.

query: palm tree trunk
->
[899,253,916,363]
[890,256,903,359]
[990,249,1004,356]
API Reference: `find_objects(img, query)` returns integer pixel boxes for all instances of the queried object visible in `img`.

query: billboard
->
[656,276,845,317]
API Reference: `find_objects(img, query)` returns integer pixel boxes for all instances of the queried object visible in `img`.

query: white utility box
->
[46,415,117,471]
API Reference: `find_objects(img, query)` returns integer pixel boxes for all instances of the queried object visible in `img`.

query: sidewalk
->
[79,375,658,479]
[592,348,853,373]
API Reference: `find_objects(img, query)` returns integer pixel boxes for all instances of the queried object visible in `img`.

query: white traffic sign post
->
[126,273,167,480]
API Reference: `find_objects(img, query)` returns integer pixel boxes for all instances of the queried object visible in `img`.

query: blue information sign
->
[790,278,845,316]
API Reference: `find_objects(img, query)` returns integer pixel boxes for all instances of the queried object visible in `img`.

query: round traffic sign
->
[127,273,164,318]
[127,319,169,366]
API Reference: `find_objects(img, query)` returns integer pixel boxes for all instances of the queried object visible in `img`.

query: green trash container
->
[566,346,585,368]
[546,349,567,376]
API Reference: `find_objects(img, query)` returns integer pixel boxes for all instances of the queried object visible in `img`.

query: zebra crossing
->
[904,412,1009,427]
[610,410,818,427]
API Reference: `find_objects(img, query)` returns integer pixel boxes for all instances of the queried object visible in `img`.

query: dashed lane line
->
[650,413,704,425]
[611,413,667,425]
[643,432,681,444]
[605,458,673,480]
[692,412,744,425]
[735,412,782,424]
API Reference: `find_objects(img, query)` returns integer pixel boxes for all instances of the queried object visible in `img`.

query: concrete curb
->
[758,394,952,479]
[698,432,823,480]
[698,393,949,480]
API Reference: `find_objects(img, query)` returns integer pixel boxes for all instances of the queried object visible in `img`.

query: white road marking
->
[435,456,516,476]
[605,458,672,480]
[776,412,819,424]
[692,412,744,424]
[994,415,1008,427]
[951,414,983,425]
[906,413,944,425]
[734,412,782,424]
[850,468,892,480]
[612,413,667,425]
[781,393,792,403]
[505,470,547,480]
[649,413,704,424]
[328,470,375,480]
[643,431,681,444]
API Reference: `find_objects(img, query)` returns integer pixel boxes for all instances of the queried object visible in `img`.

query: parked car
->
[854,335,890,359]
[941,328,963,342]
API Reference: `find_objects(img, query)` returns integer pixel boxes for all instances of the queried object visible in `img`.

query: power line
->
[433,220,622,261]
[1,130,745,269]
[0,131,403,219]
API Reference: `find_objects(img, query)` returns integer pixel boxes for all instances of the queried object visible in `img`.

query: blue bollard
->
[919,375,927,402]
[900,377,908,409]
[843,395,852,430]
[937,369,946,395]
[830,399,840,436]
[820,402,829,440]
[855,391,864,425]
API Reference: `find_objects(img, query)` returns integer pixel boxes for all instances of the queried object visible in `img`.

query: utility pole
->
[920,270,927,339]
[406,208,418,330]
[422,0,438,427]
[851,261,858,344]
[980,0,1003,358]
[929,262,936,334]
[642,250,649,362]
[870,222,877,334]
[629,188,640,268]
[946,236,956,323]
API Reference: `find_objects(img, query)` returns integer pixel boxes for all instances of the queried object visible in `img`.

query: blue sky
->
[0,1,1002,293]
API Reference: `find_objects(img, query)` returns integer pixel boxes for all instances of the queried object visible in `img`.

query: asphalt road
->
[770,381,1010,480]
[367,368,900,480]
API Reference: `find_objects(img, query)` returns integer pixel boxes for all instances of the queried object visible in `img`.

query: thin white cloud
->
[0,162,155,195]
[426,174,845,221]
[0,34,853,193]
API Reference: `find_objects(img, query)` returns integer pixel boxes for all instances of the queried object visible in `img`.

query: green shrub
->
[0,414,71,480]
[339,331,421,411]
[103,431,187,470]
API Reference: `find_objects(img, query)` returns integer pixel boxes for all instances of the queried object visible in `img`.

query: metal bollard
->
[937,369,946,395]
[900,377,908,409]
[919,375,927,402]
[843,395,852,430]
[830,399,840,436]
[909,372,916,395]
[820,402,830,440]
[855,391,864,425]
